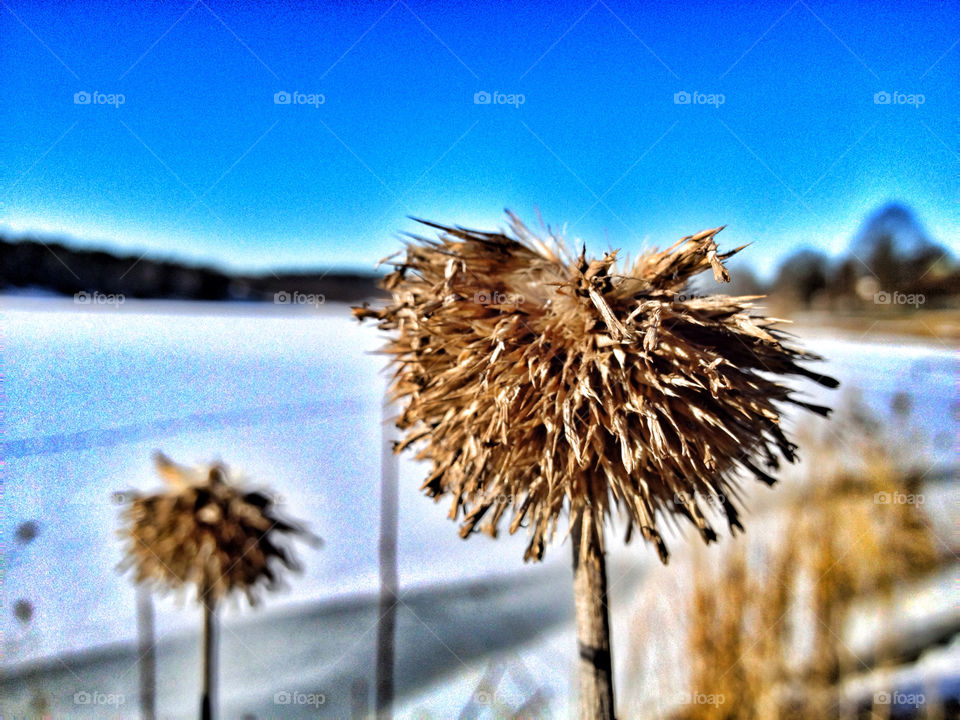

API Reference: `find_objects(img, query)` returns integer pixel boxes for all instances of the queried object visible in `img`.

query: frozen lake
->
[2,296,957,717]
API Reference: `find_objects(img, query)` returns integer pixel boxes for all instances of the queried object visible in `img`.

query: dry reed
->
[670,404,941,720]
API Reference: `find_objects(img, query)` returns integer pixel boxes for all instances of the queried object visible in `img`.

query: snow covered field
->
[2,297,957,718]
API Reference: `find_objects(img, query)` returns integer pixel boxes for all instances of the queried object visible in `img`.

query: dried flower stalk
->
[355,212,838,564]
[118,453,318,720]
[118,452,316,604]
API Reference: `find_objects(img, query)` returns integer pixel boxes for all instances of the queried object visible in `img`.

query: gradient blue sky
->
[2,0,958,276]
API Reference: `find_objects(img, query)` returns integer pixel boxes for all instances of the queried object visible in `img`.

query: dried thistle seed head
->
[355,212,837,563]
[117,452,319,605]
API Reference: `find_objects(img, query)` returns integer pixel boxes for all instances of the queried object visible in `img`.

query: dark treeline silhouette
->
[2,203,956,309]
[1,236,384,303]
[702,203,959,311]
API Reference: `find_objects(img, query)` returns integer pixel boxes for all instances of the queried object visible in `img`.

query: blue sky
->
[2,0,957,276]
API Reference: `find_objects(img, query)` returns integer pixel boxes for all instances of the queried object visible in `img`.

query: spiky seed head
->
[355,212,837,563]
[117,452,319,605]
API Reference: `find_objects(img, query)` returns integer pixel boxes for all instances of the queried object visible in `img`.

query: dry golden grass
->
[355,212,837,563]
[784,308,960,344]
[665,405,941,720]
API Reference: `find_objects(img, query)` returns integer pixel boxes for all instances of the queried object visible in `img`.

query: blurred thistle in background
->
[117,452,318,605]
[117,452,319,719]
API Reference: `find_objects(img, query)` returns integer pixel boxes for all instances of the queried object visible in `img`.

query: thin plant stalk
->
[571,513,615,719]
[201,588,216,720]
[376,393,399,719]
[136,585,157,720]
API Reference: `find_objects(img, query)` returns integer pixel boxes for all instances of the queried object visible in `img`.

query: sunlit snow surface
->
[2,297,957,718]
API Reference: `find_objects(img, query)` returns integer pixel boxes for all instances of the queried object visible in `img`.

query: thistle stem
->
[572,512,616,720]
[136,586,156,720]
[201,592,216,720]
[376,393,399,719]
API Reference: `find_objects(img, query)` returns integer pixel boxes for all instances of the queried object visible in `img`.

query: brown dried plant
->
[118,453,319,719]
[354,212,838,563]
[672,407,941,720]
[118,452,317,605]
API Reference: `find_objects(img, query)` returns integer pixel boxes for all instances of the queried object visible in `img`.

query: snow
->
[2,296,956,717]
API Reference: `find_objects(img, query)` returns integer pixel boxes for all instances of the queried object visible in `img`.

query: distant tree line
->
[702,204,959,311]
[2,203,956,310]
[0,236,384,303]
